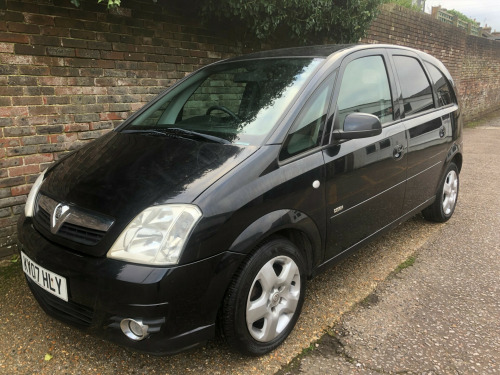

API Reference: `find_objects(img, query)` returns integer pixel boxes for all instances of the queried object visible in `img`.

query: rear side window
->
[336,56,393,126]
[424,62,455,107]
[393,56,434,116]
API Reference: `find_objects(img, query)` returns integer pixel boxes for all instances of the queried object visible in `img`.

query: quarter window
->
[393,56,434,116]
[424,62,455,107]
[336,56,393,127]
[280,75,334,159]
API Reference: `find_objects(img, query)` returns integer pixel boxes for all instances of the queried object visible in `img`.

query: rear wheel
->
[221,237,306,356]
[422,162,459,222]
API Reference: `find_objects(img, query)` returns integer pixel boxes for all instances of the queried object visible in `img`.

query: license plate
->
[21,252,68,302]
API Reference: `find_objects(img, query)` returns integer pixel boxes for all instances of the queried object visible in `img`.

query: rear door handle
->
[393,144,404,159]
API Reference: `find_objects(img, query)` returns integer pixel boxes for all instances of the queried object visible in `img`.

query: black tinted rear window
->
[393,55,434,117]
[424,62,455,107]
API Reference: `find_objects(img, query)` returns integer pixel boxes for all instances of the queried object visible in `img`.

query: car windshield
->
[121,58,323,145]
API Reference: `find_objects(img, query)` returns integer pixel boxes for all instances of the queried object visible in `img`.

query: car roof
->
[226,44,357,61]
[224,43,437,64]
[223,43,450,80]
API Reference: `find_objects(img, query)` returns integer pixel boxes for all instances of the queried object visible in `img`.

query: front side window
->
[122,58,323,146]
[336,55,393,127]
[393,55,434,116]
[424,62,455,107]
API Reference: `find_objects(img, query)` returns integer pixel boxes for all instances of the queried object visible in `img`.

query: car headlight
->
[107,204,202,266]
[25,170,47,217]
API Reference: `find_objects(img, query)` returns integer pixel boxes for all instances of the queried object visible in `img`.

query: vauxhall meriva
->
[18,44,462,356]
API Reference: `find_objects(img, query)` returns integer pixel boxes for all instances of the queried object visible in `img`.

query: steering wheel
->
[206,105,240,121]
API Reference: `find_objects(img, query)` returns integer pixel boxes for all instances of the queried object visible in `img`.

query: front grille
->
[58,222,106,246]
[33,194,113,246]
[27,279,94,328]
[37,205,50,227]
[34,206,106,246]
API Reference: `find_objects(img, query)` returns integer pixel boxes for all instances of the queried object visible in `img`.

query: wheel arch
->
[228,209,322,277]
[451,152,463,173]
[445,142,463,173]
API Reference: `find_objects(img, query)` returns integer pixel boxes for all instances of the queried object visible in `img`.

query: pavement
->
[279,114,500,374]
[0,111,499,374]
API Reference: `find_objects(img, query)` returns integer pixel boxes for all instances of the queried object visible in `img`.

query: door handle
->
[393,144,404,159]
[439,126,446,138]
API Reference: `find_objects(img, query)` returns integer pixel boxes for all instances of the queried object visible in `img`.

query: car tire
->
[221,237,306,356]
[422,162,459,222]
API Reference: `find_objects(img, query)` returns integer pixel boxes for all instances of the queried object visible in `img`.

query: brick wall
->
[0,0,263,257]
[1,1,500,258]
[362,4,500,122]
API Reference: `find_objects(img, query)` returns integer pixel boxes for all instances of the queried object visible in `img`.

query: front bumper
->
[17,215,246,355]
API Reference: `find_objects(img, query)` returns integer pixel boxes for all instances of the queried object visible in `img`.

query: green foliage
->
[201,0,383,44]
[0,259,22,291]
[71,0,121,8]
[384,0,421,11]
[100,0,121,8]
[394,255,416,273]
[447,9,477,25]
[71,0,382,44]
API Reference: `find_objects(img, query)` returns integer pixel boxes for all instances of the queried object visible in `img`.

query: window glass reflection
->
[393,56,434,116]
[424,62,454,107]
[337,55,393,127]
[281,75,334,159]
[125,58,323,146]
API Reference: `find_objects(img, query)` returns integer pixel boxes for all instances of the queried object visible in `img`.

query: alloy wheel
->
[245,255,301,342]
[442,170,458,215]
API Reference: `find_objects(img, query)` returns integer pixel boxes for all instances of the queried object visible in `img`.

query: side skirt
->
[313,195,436,277]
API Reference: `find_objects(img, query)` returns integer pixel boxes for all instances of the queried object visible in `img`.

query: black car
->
[18,44,462,356]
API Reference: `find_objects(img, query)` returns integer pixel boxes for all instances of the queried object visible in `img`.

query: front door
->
[322,50,407,261]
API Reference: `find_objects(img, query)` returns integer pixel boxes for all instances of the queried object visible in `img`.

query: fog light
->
[120,319,149,341]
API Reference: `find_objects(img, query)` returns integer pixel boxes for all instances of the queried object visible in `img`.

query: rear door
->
[322,48,408,261]
[388,50,455,213]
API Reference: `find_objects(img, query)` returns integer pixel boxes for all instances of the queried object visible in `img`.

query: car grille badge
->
[51,203,70,234]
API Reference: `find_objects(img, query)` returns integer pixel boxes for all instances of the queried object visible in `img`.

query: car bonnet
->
[40,131,257,224]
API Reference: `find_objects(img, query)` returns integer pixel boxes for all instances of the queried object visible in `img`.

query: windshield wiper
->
[121,128,230,144]
[121,129,176,137]
[160,128,230,144]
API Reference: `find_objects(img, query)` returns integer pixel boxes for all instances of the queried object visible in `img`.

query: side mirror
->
[333,113,382,140]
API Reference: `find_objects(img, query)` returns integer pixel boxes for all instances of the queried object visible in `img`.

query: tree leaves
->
[71,0,121,8]
[69,0,382,44]
[97,0,121,8]
[201,0,383,44]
